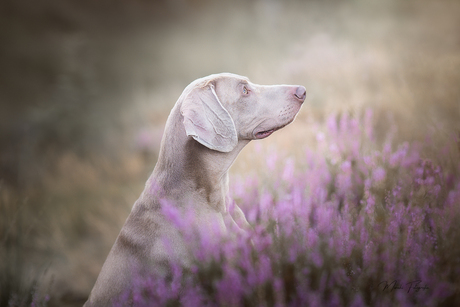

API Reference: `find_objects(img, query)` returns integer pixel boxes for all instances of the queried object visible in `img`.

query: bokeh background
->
[1,0,459,306]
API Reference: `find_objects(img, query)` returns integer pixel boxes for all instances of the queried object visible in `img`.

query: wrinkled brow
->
[237,79,250,87]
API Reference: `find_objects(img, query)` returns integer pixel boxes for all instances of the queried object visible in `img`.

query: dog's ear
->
[180,83,238,152]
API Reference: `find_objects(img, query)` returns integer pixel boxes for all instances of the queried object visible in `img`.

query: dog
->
[84,73,305,306]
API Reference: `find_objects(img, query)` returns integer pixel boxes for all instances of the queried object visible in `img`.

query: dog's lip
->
[253,122,290,139]
[255,129,275,139]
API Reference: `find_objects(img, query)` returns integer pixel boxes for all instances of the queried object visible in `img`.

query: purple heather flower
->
[372,167,386,183]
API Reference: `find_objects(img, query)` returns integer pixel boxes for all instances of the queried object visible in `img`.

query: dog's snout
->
[294,86,306,102]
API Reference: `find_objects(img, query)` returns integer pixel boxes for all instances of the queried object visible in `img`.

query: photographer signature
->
[378,280,429,293]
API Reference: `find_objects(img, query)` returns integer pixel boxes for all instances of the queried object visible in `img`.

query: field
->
[1,0,459,306]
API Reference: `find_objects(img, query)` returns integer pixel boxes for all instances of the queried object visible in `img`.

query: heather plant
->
[114,111,460,306]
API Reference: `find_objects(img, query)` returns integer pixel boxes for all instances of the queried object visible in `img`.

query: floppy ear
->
[180,83,238,152]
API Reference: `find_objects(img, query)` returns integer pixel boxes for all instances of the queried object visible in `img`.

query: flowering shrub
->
[117,110,460,307]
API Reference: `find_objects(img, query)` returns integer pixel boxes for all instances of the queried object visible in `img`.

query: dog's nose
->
[294,86,306,102]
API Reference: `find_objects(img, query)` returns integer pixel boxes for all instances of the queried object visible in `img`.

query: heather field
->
[1,0,460,306]
[109,111,460,306]
[129,111,460,306]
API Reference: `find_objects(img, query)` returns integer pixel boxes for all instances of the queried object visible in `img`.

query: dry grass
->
[1,0,459,305]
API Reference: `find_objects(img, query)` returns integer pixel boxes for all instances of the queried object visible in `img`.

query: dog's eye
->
[242,86,249,95]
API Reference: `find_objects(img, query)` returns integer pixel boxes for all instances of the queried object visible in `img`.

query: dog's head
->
[180,73,306,152]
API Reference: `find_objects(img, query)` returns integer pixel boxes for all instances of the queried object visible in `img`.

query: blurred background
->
[1,0,459,306]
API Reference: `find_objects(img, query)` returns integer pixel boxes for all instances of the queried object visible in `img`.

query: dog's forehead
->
[211,73,250,84]
[186,73,253,94]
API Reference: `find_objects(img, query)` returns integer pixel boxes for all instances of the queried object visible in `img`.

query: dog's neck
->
[145,105,249,212]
